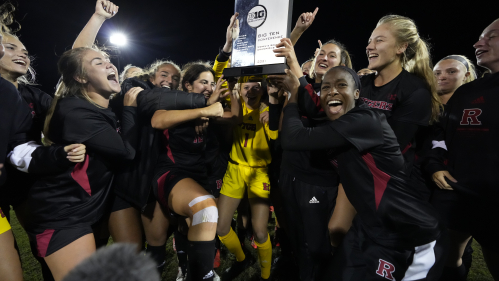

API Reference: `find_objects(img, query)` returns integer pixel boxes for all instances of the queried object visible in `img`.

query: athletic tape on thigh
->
[188,195,218,226]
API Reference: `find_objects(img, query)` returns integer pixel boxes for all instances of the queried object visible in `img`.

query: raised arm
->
[289,8,318,46]
[73,0,118,49]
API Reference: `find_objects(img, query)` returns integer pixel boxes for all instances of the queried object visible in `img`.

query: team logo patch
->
[216,179,223,190]
[0,208,5,218]
[193,136,204,143]
[376,259,396,280]
[263,183,270,191]
[460,108,482,125]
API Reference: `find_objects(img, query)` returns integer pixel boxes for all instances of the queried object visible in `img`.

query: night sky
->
[14,0,498,94]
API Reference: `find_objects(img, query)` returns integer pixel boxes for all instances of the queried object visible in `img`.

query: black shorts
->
[431,188,499,252]
[109,193,134,213]
[325,220,446,281]
[206,174,223,198]
[206,155,228,198]
[26,226,93,257]
[153,169,207,210]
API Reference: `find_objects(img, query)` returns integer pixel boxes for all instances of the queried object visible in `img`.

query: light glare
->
[110,33,127,46]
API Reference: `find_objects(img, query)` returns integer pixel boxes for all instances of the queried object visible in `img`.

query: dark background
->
[13,0,498,94]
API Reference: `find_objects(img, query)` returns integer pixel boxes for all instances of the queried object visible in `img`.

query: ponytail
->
[44,47,105,145]
[378,15,442,124]
[43,82,65,145]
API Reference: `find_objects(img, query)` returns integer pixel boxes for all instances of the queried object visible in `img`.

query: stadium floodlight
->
[110,33,127,46]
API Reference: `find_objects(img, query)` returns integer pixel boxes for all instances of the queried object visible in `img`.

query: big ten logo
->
[216,179,223,190]
[193,136,204,143]
[247,5,267,28]
[241,122,256,131]
[263,183,270,191]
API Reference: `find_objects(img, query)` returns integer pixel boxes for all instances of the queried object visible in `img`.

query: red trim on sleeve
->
[71,155,91,196]
[304,84,323,112]
[362,153,391,210]
[401,142,412,154]
[163,130,175,164]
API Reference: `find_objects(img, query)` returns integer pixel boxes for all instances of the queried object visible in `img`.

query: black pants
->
[280,171,337,281]
[325,219,446,281]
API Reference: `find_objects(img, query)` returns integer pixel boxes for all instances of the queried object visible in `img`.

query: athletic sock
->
[219,228,246,262]
[440,264,467,281]
[174,230,189,275]
[187,240,216,281]
[254,233,272,279]
[146,243,167,270]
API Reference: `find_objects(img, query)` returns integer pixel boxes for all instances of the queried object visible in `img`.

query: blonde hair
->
[378,15,442,124]
[119,64,142,83]
[44,47,107,144]
[136,59,181,89]
[310,39,352,79]
[438,55,477,84]
[0,3,36,85]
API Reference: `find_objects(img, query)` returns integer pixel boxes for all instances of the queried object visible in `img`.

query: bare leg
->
[141,201,170,246]
[248,198,269,244]
[0,229,23,281]
[217,194,242,237]
[44,233,96,281]
[237,197,250,229]
[109,207,142,252]
[168,178,217,241]
[445,230,472,267]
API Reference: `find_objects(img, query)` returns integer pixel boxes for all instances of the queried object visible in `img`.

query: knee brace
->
[189,195,218,226]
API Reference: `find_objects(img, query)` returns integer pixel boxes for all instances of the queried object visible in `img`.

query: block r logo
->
[460,108,482,125]
[376,259,395,280]
[263,183,270,191]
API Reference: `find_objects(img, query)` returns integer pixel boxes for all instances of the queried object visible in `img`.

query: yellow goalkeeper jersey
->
[229,101,278,167]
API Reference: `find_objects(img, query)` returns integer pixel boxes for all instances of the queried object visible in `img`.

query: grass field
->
[9,209,493,281]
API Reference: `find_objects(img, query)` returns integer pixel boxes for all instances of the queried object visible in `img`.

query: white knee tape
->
[189,195,218,226]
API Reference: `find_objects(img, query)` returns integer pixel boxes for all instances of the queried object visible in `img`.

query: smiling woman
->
[23,46,141,281]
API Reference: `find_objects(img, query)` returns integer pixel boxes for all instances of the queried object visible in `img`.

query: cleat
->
[222,255,254,280]
[176,267,186,281]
